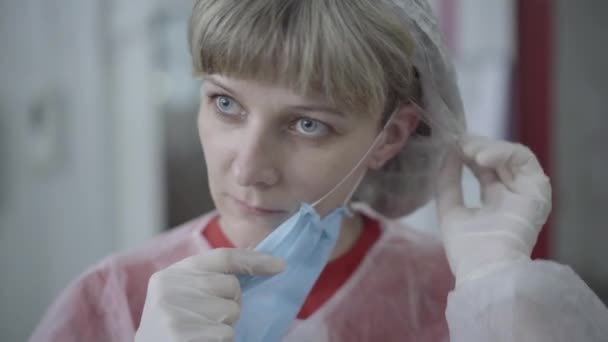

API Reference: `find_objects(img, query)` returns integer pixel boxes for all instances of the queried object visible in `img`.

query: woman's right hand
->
[134,248,286,342]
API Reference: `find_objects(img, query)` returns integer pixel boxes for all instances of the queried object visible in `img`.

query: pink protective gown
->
[29,207,608,342]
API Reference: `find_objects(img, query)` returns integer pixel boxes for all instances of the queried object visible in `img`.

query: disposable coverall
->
[30,206,608,341]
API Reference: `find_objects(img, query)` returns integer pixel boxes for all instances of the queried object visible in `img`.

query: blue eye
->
[294,118,329,137]
[214,95,242,116]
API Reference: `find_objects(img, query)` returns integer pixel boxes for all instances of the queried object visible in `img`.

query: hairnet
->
[356,0,467,218]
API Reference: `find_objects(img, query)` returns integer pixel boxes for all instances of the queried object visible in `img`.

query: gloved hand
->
[436,135,552,286]
[134,248,285,342]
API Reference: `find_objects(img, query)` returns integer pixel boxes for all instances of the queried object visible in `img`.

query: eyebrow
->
[202,75,240,96]
[201,75,345,117]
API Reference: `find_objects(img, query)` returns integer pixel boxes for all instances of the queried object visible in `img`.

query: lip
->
[229,196,286,216]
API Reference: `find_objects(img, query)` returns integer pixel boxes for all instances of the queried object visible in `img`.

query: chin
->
[219,205,290,230]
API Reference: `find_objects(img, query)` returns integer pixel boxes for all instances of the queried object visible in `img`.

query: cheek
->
[283,129,377,204]
[281,152,336,203]
[198,110,232,186]
[198,107,229,155]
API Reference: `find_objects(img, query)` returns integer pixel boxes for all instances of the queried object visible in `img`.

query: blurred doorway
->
[149,4,215,228]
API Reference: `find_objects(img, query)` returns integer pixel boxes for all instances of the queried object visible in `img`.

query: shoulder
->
[320,212,453,340]
[91,212,215,291]
[29,213,216,342]
[113,212,217,271]
[89,212,217,318]
[354,202,449,270]
[352,203,454,304]
[366,218,454,292]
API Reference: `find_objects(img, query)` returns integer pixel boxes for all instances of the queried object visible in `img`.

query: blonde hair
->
[188,0,420,117]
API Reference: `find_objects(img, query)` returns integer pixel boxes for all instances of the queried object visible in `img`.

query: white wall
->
[0,0,168,339]
[0,1,116,340]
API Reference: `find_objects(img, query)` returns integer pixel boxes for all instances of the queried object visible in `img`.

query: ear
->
[367,104,420,170]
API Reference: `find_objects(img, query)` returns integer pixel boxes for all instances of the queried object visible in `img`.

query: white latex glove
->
[437,134,552,286]
[135,248,285,342]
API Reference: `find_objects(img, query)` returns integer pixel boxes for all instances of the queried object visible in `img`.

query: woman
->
[31,0,608,341]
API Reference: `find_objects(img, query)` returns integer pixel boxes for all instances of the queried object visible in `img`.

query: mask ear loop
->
[311,108,399,212]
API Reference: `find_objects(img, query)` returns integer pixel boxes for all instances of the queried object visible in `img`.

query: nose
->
[232,126,280,188]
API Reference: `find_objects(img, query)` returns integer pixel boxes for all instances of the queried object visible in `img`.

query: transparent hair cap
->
[355,0,467,218]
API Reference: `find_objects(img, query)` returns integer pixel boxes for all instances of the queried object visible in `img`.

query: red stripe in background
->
[516,0,554,259]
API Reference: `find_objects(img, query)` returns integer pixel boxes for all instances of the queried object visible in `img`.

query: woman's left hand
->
[436,134,552,285]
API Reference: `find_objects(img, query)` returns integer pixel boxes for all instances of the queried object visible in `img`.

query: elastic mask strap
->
[312,108,398,209]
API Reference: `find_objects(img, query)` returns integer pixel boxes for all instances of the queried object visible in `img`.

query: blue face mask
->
[234,117,391,342]
[234,203,348,341]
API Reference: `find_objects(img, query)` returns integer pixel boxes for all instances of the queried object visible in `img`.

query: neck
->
[330,212,363,260]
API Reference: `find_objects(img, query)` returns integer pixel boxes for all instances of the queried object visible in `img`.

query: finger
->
[172,316,235,341]
[199,273,241,301]
[460,149,499,188]
[476,141,545,177]
[472,141,549,197]
[505,170,552,203]
[460,155,510,206]
[462,138,552,204]
[176,248,286,276]
[164,272,241,301]
[462,136,527,184]
[461,134,494,161]
[163,290,241,325]
[475,141,514,167]
[508,144,545,175]
[200,297,241,325]
[436,147,464,220]
[459,138,511,198]
[194,323,234,342]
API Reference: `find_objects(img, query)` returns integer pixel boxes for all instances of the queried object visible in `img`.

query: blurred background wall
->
[0,0,606,340]
[1,2,119,341]
[553,0,608,303]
